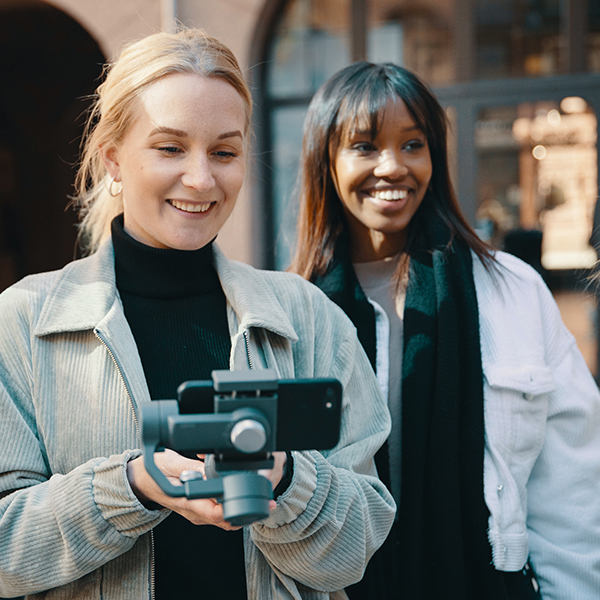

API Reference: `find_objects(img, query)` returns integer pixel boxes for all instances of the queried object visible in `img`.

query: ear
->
[100,144,121,182]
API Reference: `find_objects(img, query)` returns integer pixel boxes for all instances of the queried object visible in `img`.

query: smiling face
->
[332,96,433,262]
[101,73,247,250]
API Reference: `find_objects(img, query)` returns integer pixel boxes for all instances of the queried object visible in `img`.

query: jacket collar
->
[213,246,298,342]
[34,242,119,337]
[33,240,298,343]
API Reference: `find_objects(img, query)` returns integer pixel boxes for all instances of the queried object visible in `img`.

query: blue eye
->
[214,150,238,159]
[157,145,181,154]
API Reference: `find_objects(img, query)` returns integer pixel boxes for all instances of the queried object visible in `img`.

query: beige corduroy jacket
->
[0,241,395,600]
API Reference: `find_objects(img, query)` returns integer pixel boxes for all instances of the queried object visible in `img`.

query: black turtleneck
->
[111,216,247,599]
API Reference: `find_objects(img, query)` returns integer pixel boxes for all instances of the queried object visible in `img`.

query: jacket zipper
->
[242,329,254,370]
[95,326,254,599]
[94,330,156,600]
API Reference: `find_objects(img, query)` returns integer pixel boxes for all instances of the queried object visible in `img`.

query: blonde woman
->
[0,30,394,599]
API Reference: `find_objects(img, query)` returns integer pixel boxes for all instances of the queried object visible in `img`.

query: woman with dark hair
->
[291,62,600,599]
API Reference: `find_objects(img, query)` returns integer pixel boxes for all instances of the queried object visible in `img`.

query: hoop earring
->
[108,176,123,197]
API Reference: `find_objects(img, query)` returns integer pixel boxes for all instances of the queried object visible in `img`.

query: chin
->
[168,237,213,252]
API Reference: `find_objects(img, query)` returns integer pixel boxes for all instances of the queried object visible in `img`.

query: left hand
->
[259,451,287,491]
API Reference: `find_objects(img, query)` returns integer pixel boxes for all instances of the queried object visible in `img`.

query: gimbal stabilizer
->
[141,369,294,526]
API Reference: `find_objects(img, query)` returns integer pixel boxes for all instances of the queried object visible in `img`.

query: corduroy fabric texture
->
[0,240,395,599]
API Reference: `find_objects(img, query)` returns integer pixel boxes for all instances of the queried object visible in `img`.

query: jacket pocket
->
[484,363,554,458]
[484,364,555,398]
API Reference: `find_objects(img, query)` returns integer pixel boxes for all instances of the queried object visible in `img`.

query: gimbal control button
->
[231,419,267,453]
[180,470,204,482]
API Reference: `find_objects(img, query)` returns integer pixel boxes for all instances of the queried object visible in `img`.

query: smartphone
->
[177,376,342,451]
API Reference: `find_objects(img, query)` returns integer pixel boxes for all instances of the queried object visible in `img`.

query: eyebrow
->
[148,126,243,140]
[218,130,243,140]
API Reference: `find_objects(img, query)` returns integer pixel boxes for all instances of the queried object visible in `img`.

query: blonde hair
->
[73,28,253,254]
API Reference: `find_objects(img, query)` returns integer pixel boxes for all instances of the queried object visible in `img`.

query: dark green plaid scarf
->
[314,215,507,599]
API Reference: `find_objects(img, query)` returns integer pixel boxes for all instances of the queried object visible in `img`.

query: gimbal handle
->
[141,400,222,499]
[140,400,274,525]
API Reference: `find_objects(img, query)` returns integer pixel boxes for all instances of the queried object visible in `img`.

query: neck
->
[351,231,406,263]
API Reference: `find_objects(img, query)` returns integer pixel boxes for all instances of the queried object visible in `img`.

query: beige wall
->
[44,0,267,265]
[45,0,162,60]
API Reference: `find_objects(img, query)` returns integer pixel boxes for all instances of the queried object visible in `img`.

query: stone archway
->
[0,0,105,291]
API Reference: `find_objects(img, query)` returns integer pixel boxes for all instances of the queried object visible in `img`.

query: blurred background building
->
[1,0,599,377]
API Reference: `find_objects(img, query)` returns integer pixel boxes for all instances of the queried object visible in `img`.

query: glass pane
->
[271,105,308,270]
[367,0,456,85]
[476,0,561,79]
[588,0,600,72]
[475,99,598,374]
[268,0,351,99]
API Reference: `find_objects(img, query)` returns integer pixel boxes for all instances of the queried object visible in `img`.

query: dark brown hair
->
[290,61,492,280]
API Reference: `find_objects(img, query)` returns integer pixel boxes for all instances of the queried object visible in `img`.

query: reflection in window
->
[268,0,351,99]
[475,98,598,373]
[476,0,561,79]
[476,99,597,269]
[367,0,455,85]
[271,106,308,269]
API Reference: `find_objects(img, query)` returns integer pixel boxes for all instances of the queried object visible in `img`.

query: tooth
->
[171,200,211,213]
[372,190,408,200]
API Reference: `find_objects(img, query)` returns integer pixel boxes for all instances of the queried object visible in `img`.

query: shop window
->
[475,98,598,373]
[267,0,351,99]
[367,0,455,85]
[476,0,562,78]
[270,105,308,269]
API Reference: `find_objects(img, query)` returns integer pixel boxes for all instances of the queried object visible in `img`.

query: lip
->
[167,198,215,215]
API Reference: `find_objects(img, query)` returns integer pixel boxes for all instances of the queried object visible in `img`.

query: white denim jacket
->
[476,251,600,599]
[369,250,600,599]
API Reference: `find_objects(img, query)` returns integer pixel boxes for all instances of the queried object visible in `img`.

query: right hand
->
[126,449,243,531]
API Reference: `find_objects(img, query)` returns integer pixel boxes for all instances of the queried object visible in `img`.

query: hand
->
[259,451,287,491]
[127,449,241,530]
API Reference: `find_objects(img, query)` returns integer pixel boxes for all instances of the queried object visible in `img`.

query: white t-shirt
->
[354,256,406,506]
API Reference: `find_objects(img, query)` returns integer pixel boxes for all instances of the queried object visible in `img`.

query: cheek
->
[334,161,363,201]
[419,154,433,185]
[227,165,245,195]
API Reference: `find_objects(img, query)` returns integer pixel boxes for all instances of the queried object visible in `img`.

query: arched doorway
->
[0,0,105,292]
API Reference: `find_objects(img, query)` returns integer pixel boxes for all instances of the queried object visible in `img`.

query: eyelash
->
[214,150,238,159]
[404,140,426,151]
[351,142,376,153]
[155,147,239,160]
[350,139,426,153]
[157,145,181,154]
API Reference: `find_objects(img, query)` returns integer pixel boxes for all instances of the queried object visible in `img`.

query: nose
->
[373,150,408,180]
[181,153,216,192]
